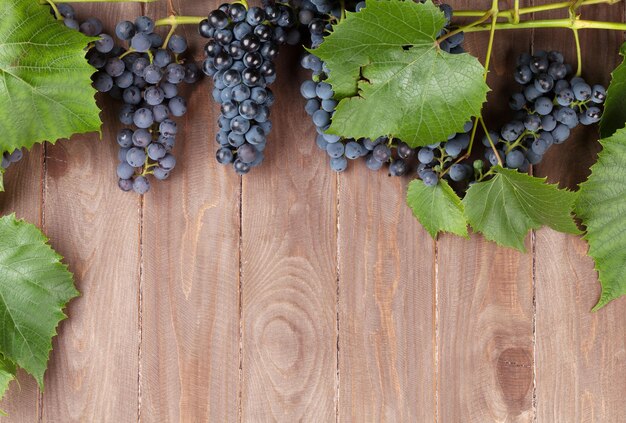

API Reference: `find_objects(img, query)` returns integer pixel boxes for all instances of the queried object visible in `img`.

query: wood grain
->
[437,2,535,422]
[2,0,626,421]
[40,4,142,421]
[534,3,626,422]
[140,1,241,422]
[338,169,436,421]
[0,146,43,422]
[240,55,338,421]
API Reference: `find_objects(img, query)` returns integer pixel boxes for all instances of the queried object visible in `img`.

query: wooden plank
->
[139,1,241,421]
[40,4,141,421]
[0,146,44,421]
[240,59,337,420]
[337,169,435,421]
[534,2,626,421]
[437,1,535,421]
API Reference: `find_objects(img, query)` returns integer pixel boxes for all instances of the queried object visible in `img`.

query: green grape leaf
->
[0,0,101,153]
[0,214,79,388]
[600,42,626,139]
[406,178,468,238]
[312,0,488,147]
[577,127,626,310]
[0,354,16,405]
[463,167,580,252]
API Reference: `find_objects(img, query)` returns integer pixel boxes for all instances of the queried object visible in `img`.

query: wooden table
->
[1,0,625,421]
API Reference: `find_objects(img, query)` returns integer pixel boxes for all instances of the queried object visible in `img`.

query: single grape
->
[365,154,383,171]
[153,167,171,181]
[326,142,345,159]
[388,159,408,177]
[131,33,152,52]
[417,148,435,164]
[119,178,133,192]
[135,16,155,34]
[572,82,592,101]
[116,21,135,41]
[216,148,234,164]
[92,72,113,92]
[133,108,154,129]
[591,85,607,104]
[169,97,187,117]
[133,176,151,194]
[422,171,439,187]
[373,144,391,162]
[126,147,147,167]
[444,139,463,157]
[330,156,348,172]
[397,141,414,159]
[132,129,152,148]
[96,34,115,54]
[345,141,364,159]
[159,154,176,171]
[117,162,136,180]
[168,34,188,54]
[551,124,570,144]
[506,150,525,169]
[534,97,553,116]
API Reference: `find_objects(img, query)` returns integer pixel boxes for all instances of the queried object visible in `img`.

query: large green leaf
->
[406,178,468,238]
[463,167,580,252]
[0,214,78,388]
[313,0,488,147]
[0,355,16,403]
[577,127,626,309]
[600,42,626,139]
[0,0,101,153]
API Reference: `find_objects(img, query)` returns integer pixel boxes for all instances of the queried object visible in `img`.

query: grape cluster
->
[56,3,200,194]
[491,50,606,170]
[300,1,463,176]
[414,121,475,187]
[200,3,299,175]
[416,50,607,189]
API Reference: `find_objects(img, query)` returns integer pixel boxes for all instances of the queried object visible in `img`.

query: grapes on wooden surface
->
[200,2,299,174]
[55,4,200,194]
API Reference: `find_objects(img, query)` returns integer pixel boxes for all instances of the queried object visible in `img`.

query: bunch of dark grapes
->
[55,4,200,194]
[414,50,606,188]
[200,3,300,175]
[299,1,464,175]
[498,50,605,169]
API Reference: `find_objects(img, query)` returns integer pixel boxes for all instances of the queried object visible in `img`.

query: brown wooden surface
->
[1,0,626,422]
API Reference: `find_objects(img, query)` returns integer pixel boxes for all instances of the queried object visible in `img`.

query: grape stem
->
[453,0,622,20]
[513,0,520,24]
[443,0,498,173]
[438,7,494,45]
[154,16,205,27]
[573,28,583,76]
[161,23,178,50]
[46,0,62,20]
[480,118,503,168]
[460,18,626,33]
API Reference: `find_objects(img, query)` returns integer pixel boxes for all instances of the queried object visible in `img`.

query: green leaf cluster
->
[407,167,579,252]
